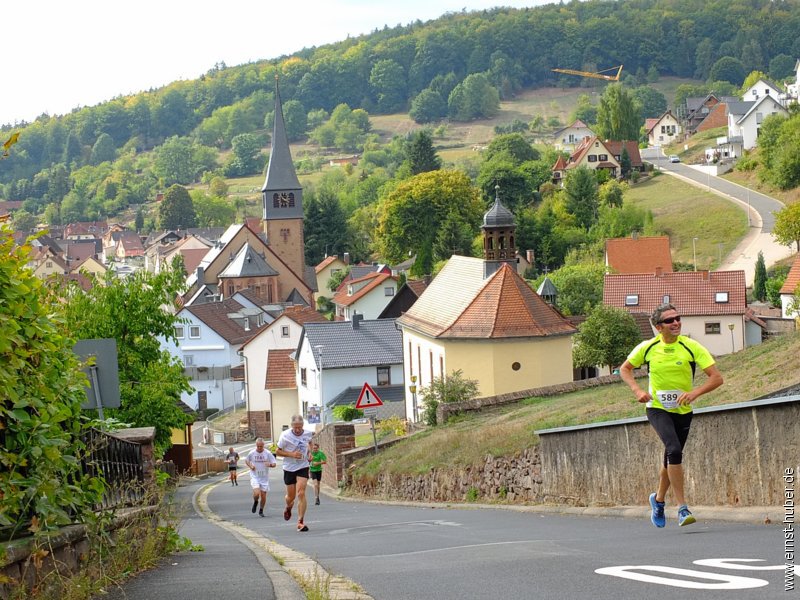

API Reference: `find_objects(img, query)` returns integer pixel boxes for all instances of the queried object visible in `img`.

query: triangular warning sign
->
[355,382,383,409]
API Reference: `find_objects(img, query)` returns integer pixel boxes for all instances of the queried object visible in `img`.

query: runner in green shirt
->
[620,303,723,528]
[309,442,327,506]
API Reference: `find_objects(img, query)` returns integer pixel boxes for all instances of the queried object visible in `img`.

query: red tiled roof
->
[697,102,728,132]
[780,254,800,294]
[333,272,394,307]
[645,118,659,134]
[606,236,673,274]
[552,155,567,170]
[314,255,341,274]
[604,270,747,317]
[282,305,329,325]
[405,279,429,298]
[444,264,576,338]
[180,248,211,274]
[185,298,266,345]
[604,140,643,166]
[265,349,296,390]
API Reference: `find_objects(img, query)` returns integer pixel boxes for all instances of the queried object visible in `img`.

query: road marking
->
[595,565,769,589]
[343,539,592,560]
[329,520,461,535]
[693,558,785,571]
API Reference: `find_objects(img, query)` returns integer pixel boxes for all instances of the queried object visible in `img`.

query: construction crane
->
[551,65,623,82]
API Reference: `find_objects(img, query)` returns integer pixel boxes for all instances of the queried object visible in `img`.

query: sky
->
[3,0,553,126]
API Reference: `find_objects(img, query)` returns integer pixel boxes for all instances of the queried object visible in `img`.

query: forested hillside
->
[1,0,798,264]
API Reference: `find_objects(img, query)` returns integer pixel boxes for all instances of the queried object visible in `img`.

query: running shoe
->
[259,509,264,518]
[315,497,320,506]
[678,505,696,527]
[283,505,292,521]
[251,499,258,514]
[297,522,309,532]
[649,492,666,528]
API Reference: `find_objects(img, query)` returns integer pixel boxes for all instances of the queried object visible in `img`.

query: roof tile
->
[265,349,296,390]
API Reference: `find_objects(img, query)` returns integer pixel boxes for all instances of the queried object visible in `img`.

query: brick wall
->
[315,423,356,490]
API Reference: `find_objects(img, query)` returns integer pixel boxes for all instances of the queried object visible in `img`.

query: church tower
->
[482,185,517,278]
[262,78,306,280]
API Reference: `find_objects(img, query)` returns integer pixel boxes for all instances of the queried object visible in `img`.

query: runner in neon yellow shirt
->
[620,303,723,528]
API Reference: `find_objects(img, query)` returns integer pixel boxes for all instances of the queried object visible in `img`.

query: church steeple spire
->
[261,76,302,219]
[482,185,517,278]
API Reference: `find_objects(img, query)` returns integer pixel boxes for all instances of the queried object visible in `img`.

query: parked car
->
[669,155,680,163]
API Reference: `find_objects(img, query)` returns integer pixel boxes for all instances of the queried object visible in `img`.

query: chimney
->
[701,270,709,281]
[196,266,205,285]
[343,252,350,265]
[352,312,363,329]
[655,266,663,277]
[526,249,535,264]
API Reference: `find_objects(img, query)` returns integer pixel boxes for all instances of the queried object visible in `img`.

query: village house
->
[779,254,800,320]
[331,271,398,321]
[552,136,643,183]
[645,110,681,147]
[551,120,594,152]
[396,196,576,421]
[314,254,349,303]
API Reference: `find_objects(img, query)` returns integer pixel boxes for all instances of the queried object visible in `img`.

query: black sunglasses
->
[659,316,681,325]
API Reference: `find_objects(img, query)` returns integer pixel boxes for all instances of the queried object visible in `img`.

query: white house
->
[161,297,268,411]
[779,254,800,319]
[645,110,682,147]
[787,59,800,103]
[742,78,783,103]
[237,306,327,441]
[331,272,398,321]
[552,119,594,152]
[295,315,404,425]
[726,95,789,154]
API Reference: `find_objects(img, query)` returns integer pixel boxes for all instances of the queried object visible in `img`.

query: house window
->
[301,368,307,387]
[281,325,289,337]
[175,325,185,339]
[705,322,721,334]
[377,366,390,386]
[587,155,598,162]
[46,261,53,268]
[384,287,395,296]
[189,325,201,338]
[439,355,444,377]
[598,154,608,162]
[408,341,413,377]
[184,354,194,366]
[715,292,729,303]
[625,294,639,306]
[756,112,764,124]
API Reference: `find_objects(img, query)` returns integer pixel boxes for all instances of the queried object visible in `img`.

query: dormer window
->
[625,294,639,306]
[715,292,729,303]
[347,285,354,295]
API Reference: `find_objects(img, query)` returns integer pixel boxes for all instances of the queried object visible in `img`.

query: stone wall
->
[347,448,542,503]
[344,397,798,509]
[536,396,800,507]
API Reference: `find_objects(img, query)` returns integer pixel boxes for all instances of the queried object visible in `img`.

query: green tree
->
[598,179,625,208]
[90,133,116,165]
[419,370,479,426]
[370,59,407,114]
[571,94,597,125]
[135,207,145,232]
[159,184,197,230]
[63,263,193,453]
[433,209,476,262]
[595,84,641,142]
[447,73,500,121]
[573,304,642,371]
[223,133,265,177]
[484,133,539,164]
[709,56,747,86]
[632,86,667,120]
[545,263,606,316]
[564,166,599,229]
[209,176,229,198]
[191,190,235,226]
[376,170,483,266]
[753,251,767,302]
[406,130,441,175]
[409,89,447,124]
[1,228,103,536]
[153,136,196,185]
[769,54,796,81]
[11,209,37,232]
[283,99,308,141]
[739,71,771,96]
[773,202,800,252]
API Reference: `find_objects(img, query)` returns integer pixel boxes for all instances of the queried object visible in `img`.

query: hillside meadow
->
[351,329,800,479]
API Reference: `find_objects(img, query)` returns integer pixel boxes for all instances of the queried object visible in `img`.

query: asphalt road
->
[205,466,791,600]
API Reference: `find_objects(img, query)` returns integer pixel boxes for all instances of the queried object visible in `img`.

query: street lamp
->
[409,375,418,423]
[314,345,324,425]
[728,323,735,353]
[692,237,699,272]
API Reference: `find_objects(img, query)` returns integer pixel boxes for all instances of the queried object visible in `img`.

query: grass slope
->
[353,330,800,478]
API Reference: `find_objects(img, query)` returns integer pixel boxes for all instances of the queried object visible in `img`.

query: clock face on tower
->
[272,192,295,209]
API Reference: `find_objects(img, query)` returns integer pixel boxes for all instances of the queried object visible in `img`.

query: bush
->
[376,416,407,438]
[332,405,364,422]
[419,370,480,426]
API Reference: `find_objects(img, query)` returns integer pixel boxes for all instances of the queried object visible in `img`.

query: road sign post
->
[355,383,383,454]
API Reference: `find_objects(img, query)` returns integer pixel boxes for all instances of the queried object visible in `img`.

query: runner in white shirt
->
[245,437,276,517]
[276,415,313,532]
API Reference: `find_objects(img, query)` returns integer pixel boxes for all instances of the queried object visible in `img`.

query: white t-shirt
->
[277,428,313,472]
[246,448,276,480]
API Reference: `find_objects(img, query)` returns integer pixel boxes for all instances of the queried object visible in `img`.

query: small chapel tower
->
[481,185,517,278]
[261,77,306,279]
